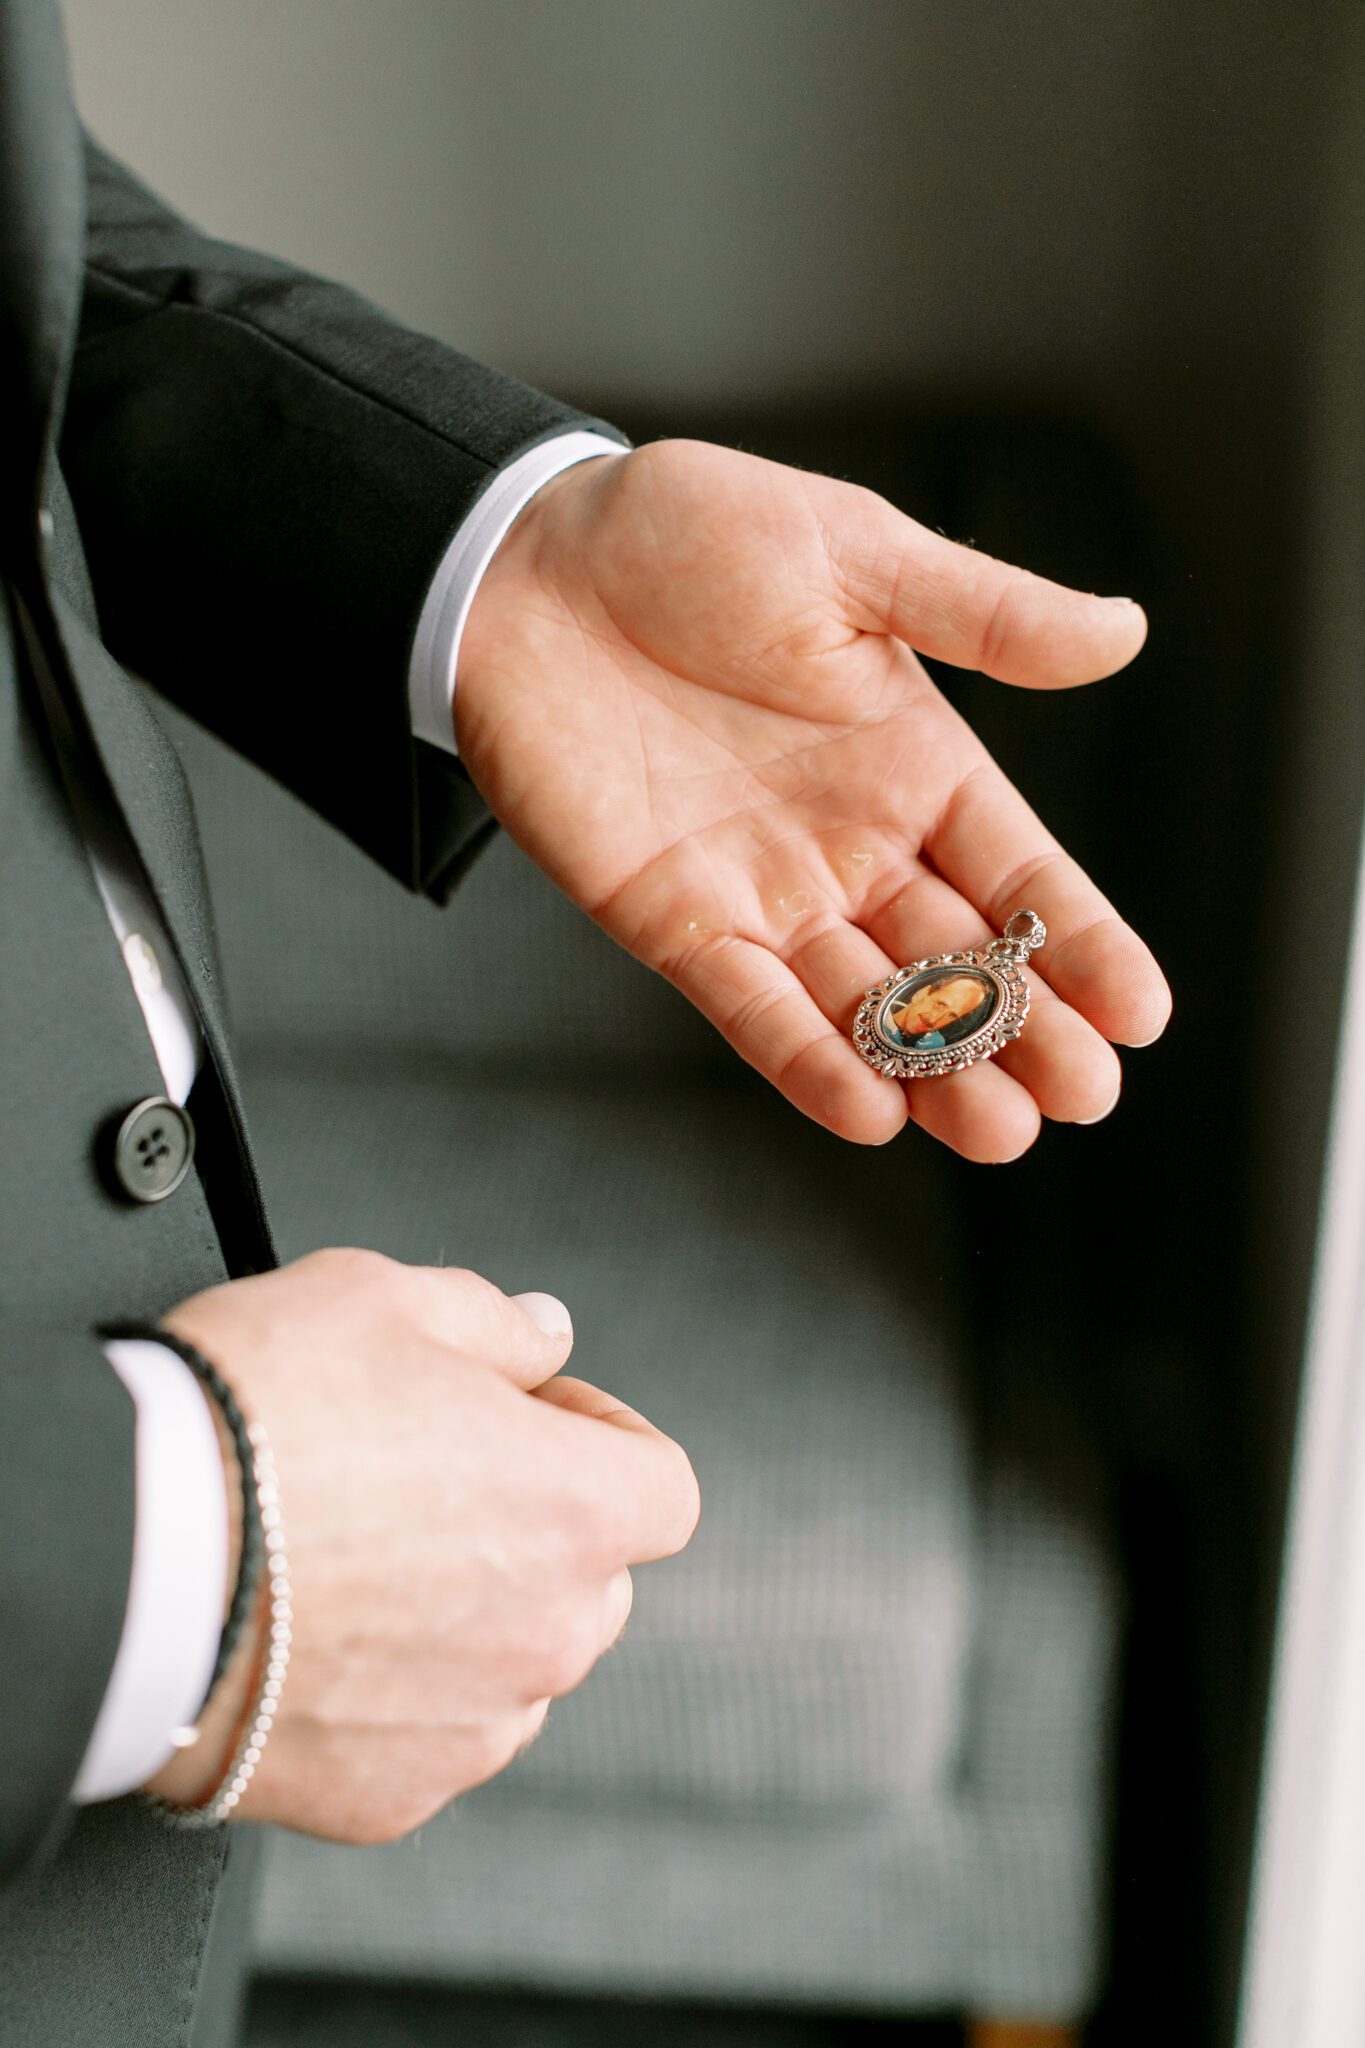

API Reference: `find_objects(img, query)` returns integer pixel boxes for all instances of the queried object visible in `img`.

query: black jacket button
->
[111,1096,196,1203]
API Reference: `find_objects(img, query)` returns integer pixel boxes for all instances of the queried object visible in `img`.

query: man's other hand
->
[145,1250,699,1842]
[457,439,1172,1164]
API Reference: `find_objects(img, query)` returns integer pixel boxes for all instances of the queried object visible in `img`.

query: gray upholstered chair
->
[165,661,1120,2027]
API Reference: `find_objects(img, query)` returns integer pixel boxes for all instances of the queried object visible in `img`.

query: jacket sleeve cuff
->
[0,1325,135,1881]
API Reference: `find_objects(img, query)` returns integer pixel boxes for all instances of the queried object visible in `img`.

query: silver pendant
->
[852,909,1046,1080]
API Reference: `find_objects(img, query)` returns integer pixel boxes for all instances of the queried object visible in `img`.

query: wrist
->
[138,1352,256,1803]
[142,1580,265,1805]
[101,1317,269,1804]
[455,454,614,759]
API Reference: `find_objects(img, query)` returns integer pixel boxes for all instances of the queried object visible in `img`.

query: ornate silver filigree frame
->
[851,911,1045,1080]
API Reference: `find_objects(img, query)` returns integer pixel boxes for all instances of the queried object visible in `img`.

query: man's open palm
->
[457,439,1171,1162]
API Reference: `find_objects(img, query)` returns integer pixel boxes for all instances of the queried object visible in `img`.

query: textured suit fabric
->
[0,1,619,2038]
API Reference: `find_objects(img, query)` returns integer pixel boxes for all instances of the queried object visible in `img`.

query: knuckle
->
[976,572,1034,674]
[839,478,892,548]
[444,1265,525,1330]
[629,436,689,485]
[311,1245,393,1291]
[406,1261,486,1323]
[540,1615,607,1699]
[442,1262,492,1296]
[558,1461,621,1543]
[578,1483,634,1564]
[346,1791,440,1847]
[539,1644,590,1701]
[462,1719,528,1790]
[348,1811,405,1848]
[327,1738,452,1845]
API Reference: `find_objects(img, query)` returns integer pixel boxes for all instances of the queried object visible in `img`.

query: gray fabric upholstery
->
[169,702,1120,2019]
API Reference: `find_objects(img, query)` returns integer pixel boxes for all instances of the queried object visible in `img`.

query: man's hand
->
[145,1251,699,1843]
[458,439,1172,1164]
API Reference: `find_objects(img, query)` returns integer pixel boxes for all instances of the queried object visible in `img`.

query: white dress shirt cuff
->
[408,428,627,754]
[73,1339,230,1803]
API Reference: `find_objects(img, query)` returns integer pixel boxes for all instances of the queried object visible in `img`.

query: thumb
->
[826,486,1147,689]
[511,1291,575,1342]
[393,1267,574,1387]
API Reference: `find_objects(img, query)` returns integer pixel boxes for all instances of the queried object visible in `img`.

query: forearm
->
[62,138,624,895]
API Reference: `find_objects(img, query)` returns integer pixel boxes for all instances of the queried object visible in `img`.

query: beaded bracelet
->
[100,1322,292,1826]
[153,1417,291,1827]
[101,1324,264,1701]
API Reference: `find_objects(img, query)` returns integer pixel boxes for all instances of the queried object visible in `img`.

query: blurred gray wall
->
[63,0,1320,430]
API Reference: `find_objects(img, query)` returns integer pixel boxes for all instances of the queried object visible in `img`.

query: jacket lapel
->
[0,0,84,571]
[43,589,275,1264]
[50,595,226,1024]
[3,0,274,1269]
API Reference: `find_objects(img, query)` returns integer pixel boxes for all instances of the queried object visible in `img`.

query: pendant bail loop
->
[986,908,1047,964]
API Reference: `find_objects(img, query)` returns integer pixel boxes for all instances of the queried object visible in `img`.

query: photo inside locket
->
[877,967,999,1052]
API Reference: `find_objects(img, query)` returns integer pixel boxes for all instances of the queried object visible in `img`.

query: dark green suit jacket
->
[0,4,620,2040]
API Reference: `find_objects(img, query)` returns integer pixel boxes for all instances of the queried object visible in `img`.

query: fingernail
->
[1103,595,1138,607]
[513,1291,573,1339]
[1077,1083,1122,1126]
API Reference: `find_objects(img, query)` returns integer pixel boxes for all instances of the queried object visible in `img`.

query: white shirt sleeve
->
[408,428,628,753]
[73,1339,229,1803]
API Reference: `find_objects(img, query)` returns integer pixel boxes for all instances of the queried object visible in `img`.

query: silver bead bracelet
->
[150,1418,292,1829]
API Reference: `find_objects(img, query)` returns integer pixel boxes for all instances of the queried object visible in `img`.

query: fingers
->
[673,909,1049,1156]
[668,879,1130,1158]
[999,977,1122,1124]
[821,480,1147,688]
[533,1376,702,1565]
[350,1254,575,1390]
[925,763,1172,1047]
[533,1375,650,1427]
[860,867,1125,1115]
[770,903,1037,1158]
[743,869,1118,1160]
[897,989,1119,1160]
[779,912,899,1032]
[904,1061,1042,1164]
[668,930,908,1146]
[525,1575,635,1708]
